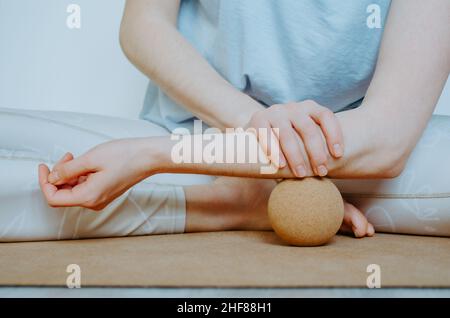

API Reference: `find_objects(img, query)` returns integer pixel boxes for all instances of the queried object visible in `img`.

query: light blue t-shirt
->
[140,0,391,131]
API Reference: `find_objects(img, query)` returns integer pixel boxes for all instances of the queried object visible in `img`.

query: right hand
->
[247,100,344,177]
[39,138,154,211]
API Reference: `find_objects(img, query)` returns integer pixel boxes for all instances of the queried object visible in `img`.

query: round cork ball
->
[268,178,344,246]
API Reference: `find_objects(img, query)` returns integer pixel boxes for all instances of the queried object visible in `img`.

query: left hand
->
[38,138,152,210]
[246,100,344,178]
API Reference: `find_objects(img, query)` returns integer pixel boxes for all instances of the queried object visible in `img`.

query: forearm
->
[143,135,296,179]
[120,0,262,129]
[138,88,433,180]
[327,105,403,179]
[328,0,450,178]
[140,120,393,180]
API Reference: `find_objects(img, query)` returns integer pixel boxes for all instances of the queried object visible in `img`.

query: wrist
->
[214,92,263,129]
[137,136,172,177]
[234,98,264,128]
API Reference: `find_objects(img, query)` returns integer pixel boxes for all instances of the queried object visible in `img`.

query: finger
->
[43,172,103,208]
[43,187,86,208]
[272,121,307,178]
[268,125,286,168]
[343,202,369,238]
[254,120,286,168]
[291,117,329,176]
[54,152,74,166]
[38,164,50,186]
[48,155,93,186]
[38,164,59,205]
[309,108,344,158]
[52,152,79,186]
[64,175,89,188]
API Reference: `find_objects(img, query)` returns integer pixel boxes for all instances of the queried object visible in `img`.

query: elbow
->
[371,145,410,179]
[378,159,406,179]
[119,16,165,67]
[119,20,132,59]
[119,11,144,61]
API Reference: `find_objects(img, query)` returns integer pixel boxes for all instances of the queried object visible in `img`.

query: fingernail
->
[296,165,307,178]
[317,165,328,177]
[333,144,343,157]
[48,171,59,183]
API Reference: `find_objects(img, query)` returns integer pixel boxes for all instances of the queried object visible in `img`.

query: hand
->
[247,100,344,177]
[38,138,154,211]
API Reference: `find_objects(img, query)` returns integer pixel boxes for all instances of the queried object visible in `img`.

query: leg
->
[0,107,367,242]
[185,178,275,232]
[0,107,213,242]
[334,115,450,237]
[184,115,450,237]
[184,177,374,237]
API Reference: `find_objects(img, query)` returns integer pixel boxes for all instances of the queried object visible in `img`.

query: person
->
[1,0,449,241]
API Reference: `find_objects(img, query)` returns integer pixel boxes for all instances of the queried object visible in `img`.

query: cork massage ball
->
[268,178,344,246]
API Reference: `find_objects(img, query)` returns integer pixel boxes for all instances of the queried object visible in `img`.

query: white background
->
[0,0,449,119]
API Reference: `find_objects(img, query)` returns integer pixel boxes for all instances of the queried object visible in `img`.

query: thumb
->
[48,156,93,185]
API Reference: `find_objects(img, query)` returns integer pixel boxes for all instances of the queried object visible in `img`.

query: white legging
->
[0,107,214,242]
[1,107,449,242]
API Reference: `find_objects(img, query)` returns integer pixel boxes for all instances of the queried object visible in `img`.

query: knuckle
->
[270,104,285,115]
[78,155,92,170]
[271,103,282,110]
[285,101,298,108]
[84,193,101,207]
[301,99,317,108]
[85,202,104,212]
[312,151,327,165]
[319,108,335,120]
[300,121,317,137]
[319,106,333,115]
[83,201,95,209]
[250,110,266,124]
[83,201,101,211]
[54,166,65,179]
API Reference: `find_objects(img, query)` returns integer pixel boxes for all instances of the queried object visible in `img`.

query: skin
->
[39,0,449,237]
[38,136,373,237]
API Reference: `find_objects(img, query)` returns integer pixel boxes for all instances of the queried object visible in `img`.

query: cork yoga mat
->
[0,231,449,287]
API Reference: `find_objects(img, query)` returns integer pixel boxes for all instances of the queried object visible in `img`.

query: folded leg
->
[0,107,213,242]
[334,115,450,237]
